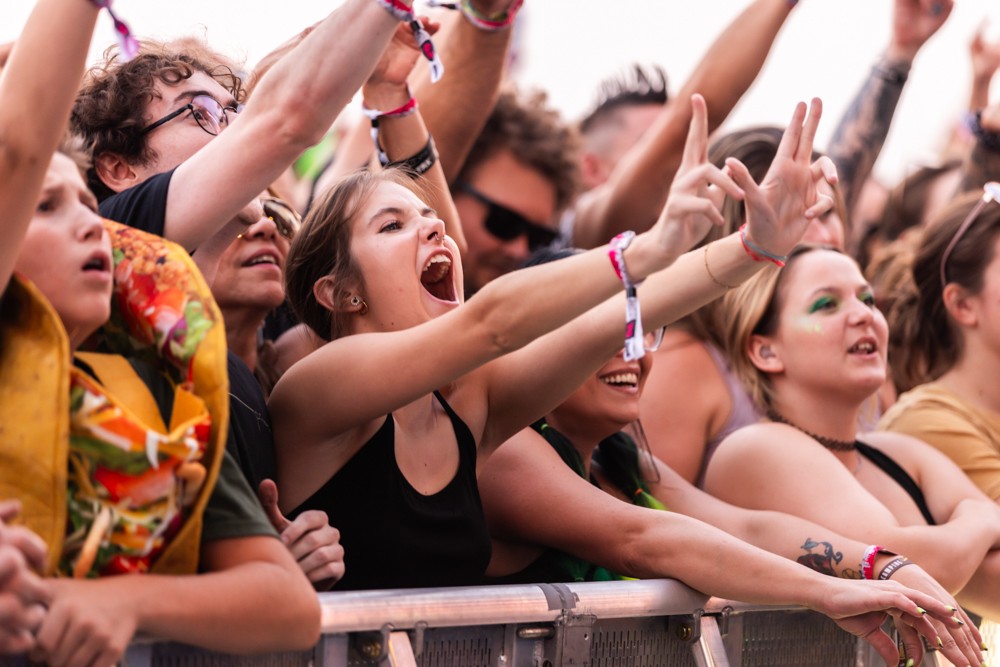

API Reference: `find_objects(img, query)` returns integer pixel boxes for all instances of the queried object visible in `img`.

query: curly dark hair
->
[459,87,580,214]
[71,38,246,201]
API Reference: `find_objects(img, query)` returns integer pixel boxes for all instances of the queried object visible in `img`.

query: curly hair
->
[71,38,245,201]
[459,87,580,214]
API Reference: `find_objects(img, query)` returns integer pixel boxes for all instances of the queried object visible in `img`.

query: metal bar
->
[319,579,709,633]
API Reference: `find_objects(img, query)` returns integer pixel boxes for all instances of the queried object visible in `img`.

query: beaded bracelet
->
[88,0,138,60]
[608,231,646,362]
[372,0,445,82]
[739,224,787,267]
[362,94,419,166]
[877,556,915,581]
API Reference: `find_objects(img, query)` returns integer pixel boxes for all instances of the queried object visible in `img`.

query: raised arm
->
[162,0,410,250]
[826,0,952,216]
[413,1,516,184]
[0,0,100,293]
[361,20,466,253]
[571,0,796,249]
[478,97,833,451]
[969,21,1000,112]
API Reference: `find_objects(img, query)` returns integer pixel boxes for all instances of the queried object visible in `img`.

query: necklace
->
[766,410,856,452]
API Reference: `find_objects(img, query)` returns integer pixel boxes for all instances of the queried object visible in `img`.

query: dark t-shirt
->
[227,351,278,492]
[99,168,176,238]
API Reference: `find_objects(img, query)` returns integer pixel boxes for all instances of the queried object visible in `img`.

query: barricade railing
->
[3,579,935,666]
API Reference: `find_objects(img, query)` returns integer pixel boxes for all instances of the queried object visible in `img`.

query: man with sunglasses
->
[452,88,580,295]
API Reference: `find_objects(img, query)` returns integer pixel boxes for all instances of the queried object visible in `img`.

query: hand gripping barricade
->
[0,219,228,577]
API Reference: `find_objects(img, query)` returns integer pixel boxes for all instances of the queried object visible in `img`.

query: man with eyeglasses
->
[452,88,580,296]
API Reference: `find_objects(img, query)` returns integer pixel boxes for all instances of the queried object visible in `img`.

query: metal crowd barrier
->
[99,579,915,667]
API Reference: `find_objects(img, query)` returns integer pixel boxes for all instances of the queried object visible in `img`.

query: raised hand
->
[728,98,836,260]
[0,500,51,655]
[652,94,745,260]
[970,21,1000,89]
[367,17,440,92]
[889,0,953,62]
[258,480,345,590]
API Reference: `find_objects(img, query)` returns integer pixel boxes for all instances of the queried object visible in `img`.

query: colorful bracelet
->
[608,231,646,362]
[860,545,898,581]
[372,0,445,82]
[739,224,787,268]
[88,0,138,60]
[877,556,914,581]
[362,95,419,166]
[427,0,523,31]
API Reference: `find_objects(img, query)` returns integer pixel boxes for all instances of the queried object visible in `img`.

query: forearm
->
[970,73,992,112]
[130,558,318,652]
[571,0,793,248]
[826,56,910,213]
[956,549,1000,620]
[248,0,403,148]
[414,11,512,184]
[363,83,466,252]
[0,0,99,291]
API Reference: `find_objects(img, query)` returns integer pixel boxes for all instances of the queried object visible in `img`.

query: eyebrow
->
[172,89,237,109]
[806,283,872,300]
[367,206,439,227]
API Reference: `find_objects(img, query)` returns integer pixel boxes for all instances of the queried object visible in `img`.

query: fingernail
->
[982,641,989,651]
[897,659,913,667]
[916,606,927,615]
[953,616,965,626]
[937,636,944,648]
[947,605,957,612]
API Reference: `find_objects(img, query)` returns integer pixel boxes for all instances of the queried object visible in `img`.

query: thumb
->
[0,500,22,524]
[257,479,291,533]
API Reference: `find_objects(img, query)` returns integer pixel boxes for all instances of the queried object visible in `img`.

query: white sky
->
[4,0,1000,185]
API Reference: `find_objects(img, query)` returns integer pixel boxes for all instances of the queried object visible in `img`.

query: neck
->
[769,383,861,447]
[222,307,267,372]
[941,339,1000,414]
[545,413,618,476]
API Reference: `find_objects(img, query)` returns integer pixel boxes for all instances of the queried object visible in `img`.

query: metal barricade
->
[0,580,895,667]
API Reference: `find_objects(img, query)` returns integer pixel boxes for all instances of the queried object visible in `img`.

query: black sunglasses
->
[457,181,558,250]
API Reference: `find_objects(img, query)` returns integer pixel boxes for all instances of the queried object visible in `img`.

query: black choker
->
[767,410,856,452]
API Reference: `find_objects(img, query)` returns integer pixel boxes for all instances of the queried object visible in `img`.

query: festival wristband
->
[608,231,646,362]
[88,0,138,60]
[387,134,438,175]
[362,95,419,166]
[739,224,787,267]
[861,545,897,581]
[877,556,915,581]
[372,0,445,82]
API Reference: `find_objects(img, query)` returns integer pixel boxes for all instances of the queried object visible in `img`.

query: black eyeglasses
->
[237,196,302,241]
[142,94,243,136]
[456,181,558,251]
[940,181,1000,287]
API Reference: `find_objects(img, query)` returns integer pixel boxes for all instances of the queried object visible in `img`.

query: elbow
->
[240,567,322,653]
[281,579,322,650]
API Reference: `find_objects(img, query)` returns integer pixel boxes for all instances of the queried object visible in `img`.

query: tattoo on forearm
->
[827,65,907,214]
[797,537,860,579]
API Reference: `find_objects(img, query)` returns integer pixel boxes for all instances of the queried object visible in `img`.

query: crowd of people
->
[3,0,1000,665]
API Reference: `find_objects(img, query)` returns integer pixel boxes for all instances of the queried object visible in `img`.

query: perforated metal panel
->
[589,617,698,667]
[737,610,858,667]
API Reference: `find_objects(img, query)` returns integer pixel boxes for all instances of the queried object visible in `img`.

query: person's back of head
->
[71,37,245,201]
[577,64,669,189]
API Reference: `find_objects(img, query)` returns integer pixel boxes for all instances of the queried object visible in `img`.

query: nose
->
[241,215,279,241]
[423,215,446,243]
[503,231,531,262]
[846,297,874,326]
[77,206,106,242]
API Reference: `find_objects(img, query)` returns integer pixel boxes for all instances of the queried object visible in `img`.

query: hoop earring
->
[349,295,369,315]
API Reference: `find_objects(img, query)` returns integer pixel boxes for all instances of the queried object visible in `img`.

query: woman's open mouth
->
[421,253,457,302]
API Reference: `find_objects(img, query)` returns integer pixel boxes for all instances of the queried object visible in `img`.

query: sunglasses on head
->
[237,195,302,241]
[939,181,1000,287]
[457,181,558,251]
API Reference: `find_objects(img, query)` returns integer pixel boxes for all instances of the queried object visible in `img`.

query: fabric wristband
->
[427,0,523,31]
[861,545,897,581]
[739,224,787,267]
[387,134,438,175]
[88,0,138,60]
[608,231,646,362]
[877,556,915,581]
[372,0,445,82]
[362,95,419,166]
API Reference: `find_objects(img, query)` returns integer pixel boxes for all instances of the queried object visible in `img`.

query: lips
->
[242,248,281,268]
[81,249,111,274]
[420,251,457,302]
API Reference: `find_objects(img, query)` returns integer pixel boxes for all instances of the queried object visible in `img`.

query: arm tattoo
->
[827,59,910,214]
[797,537,861,580]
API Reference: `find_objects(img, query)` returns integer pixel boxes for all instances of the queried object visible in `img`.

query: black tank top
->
[857,441,936,525]
[290,391,492,590]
